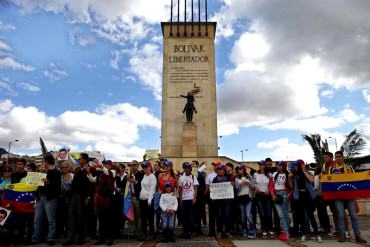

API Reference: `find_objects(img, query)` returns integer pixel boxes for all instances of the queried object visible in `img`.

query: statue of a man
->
[180,92,197,122]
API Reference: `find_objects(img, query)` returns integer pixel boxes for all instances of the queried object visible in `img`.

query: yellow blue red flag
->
[321,171,370,200]
[1,183,38,213]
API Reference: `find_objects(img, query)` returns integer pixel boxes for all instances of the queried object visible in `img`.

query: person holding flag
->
[328,151,367,243]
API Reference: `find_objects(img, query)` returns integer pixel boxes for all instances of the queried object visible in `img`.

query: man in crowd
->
[11,158,33,245]
[63,153,93,246]
[329,151,367,243]
[32,153,61,245]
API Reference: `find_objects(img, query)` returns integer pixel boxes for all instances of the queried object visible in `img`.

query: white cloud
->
[0,57,35,71]
[110,50,122,70]
[0,99,13,113]
[0,40,11,51]
[18,82,41,92]
[69,28,96,47]
[262,108,361,133]
[78,35,96,47]
[363,89,370,103]
[216,0,370,135]
[0,100,161,161]
[14,0,169,44]
[230,32,270,72]
[0,80,18,96]
[257,138,314,163]
[43,63,68,82]
[321,90,335,99]
[129,43,162,100]
[0,21,15,31]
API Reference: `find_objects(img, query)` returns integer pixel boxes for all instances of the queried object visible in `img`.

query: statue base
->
[182,122,197,157]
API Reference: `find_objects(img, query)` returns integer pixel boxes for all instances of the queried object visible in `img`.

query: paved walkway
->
[16,216,370,247]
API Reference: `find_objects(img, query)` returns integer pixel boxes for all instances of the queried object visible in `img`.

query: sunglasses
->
[3,170,11,173]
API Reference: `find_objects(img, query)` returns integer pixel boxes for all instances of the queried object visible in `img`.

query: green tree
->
[340,129,367,159]
[302,134,329,167]
[303,129,367,167]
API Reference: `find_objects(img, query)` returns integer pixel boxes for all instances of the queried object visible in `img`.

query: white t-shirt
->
[272,172,287,190]
[254,173,270,193]
[235,177,250,196]
[179,174,199,201]
[206,172,217,185]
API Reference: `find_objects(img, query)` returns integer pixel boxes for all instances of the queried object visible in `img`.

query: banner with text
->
[210,182,234,200]
[24,172,47,186]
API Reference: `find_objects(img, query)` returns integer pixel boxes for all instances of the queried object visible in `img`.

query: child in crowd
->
[159,182,178,242]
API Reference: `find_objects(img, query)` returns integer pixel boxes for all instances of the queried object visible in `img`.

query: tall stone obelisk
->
[161,0,218,158]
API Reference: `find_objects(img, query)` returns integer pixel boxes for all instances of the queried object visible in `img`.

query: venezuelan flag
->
[321,171,370,200]
[123,184,134,221]
[1,183,38,213]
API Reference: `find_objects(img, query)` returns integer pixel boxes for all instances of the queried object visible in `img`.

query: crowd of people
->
[0,150,368,245]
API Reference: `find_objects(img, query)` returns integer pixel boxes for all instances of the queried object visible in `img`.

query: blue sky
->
[0,0,369,162]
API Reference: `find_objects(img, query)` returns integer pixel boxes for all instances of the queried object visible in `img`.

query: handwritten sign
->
[210,182,234,200]
[24,172,47,186]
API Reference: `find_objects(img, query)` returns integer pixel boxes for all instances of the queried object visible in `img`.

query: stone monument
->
[161,0,218,158]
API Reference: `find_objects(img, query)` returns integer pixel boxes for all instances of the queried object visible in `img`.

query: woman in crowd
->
[157,160,177,193]
[57,163,73,237]
[0,166,12,202]
[254,161,273,238]
[289,160,321,242]
[139,160,157,240]
[235,165,256,238]
[270,161,290,241]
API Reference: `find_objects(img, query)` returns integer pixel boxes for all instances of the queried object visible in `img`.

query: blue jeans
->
[162,212,175,230]
[274,191,289,234]
[335,200,361,237]
[239,199,255,234]
[32,196,58,242]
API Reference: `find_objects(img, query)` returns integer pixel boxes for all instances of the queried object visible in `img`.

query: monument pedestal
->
[182,122,197,157]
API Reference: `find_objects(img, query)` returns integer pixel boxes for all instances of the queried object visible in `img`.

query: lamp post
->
[7,139,19,165]
[328,137,337,151]
[241,148,248,161]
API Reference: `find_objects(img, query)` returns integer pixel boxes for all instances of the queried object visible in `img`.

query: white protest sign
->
[210,182,234,200]
[24,172,47,186]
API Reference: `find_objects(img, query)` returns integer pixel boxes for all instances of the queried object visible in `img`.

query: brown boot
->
[355,236,367,243]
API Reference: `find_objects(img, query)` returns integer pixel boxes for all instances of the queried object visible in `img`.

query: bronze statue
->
[180,83,200,122]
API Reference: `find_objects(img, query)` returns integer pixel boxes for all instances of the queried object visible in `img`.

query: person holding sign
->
[212,164,232,239]
[178,162,198,239]
[328,151,367,243]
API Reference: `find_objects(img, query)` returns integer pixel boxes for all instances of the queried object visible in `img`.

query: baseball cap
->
[182,162,192,169]
[142,160,151,168]
[212,161,223,167]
